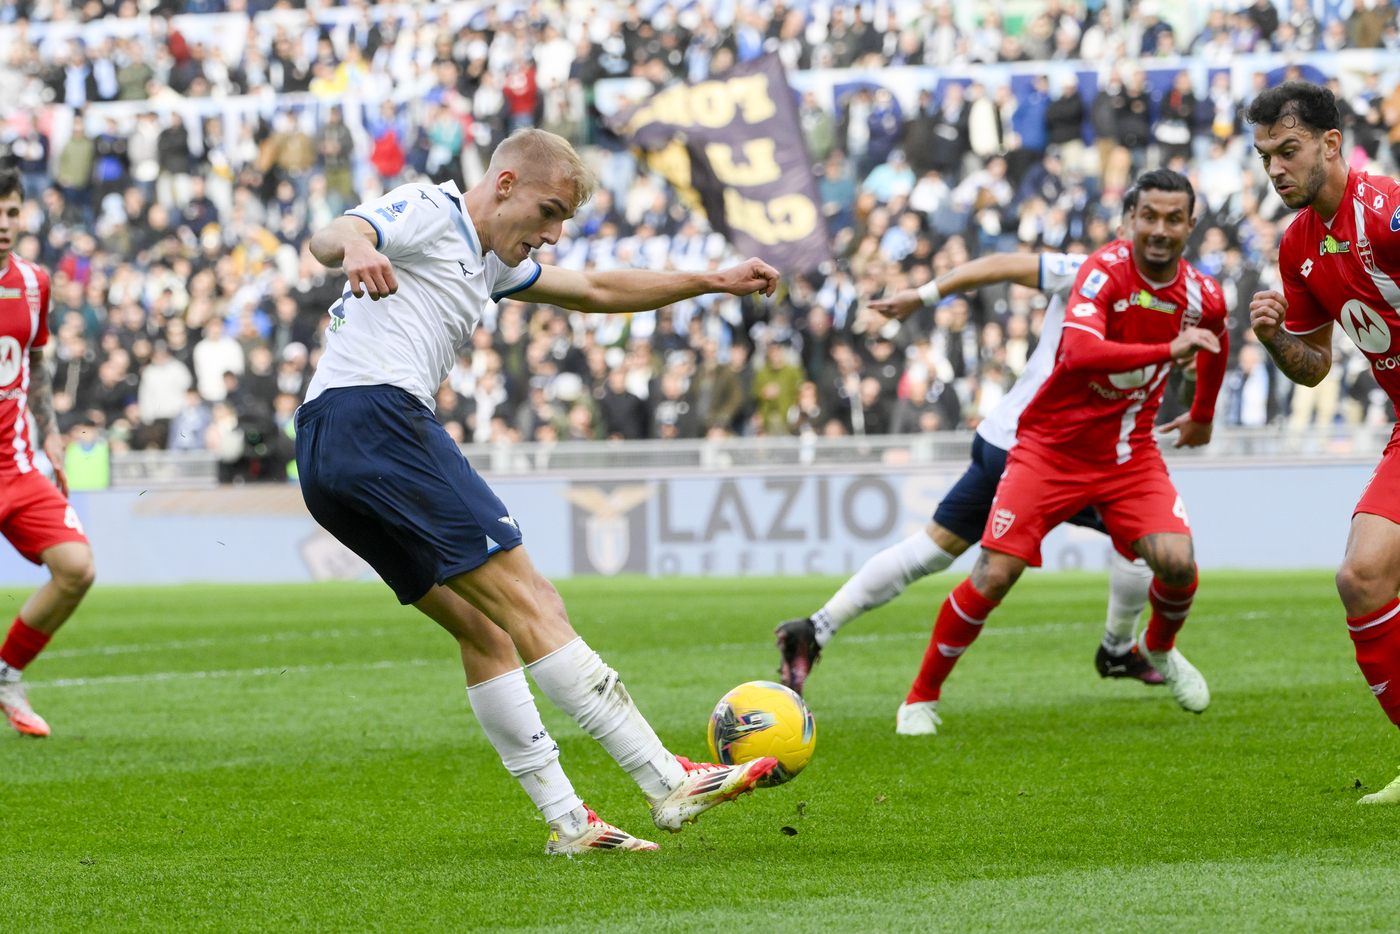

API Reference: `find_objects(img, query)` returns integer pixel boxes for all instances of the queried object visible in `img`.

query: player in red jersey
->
[895,169,1229,736]
[1247,81,1400,804]
[0,168,96,737]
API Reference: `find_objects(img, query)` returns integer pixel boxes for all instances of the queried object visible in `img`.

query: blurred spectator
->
[753,340,806,435]
[0,0,1375,479]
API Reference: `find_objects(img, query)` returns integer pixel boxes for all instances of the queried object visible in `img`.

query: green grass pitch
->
[3,572,1399,933]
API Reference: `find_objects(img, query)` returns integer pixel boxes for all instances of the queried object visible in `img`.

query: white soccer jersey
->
[974,252,1086,451]
[305,181,542,410]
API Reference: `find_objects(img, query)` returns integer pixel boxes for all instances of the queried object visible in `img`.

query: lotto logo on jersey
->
[1300,258,1314,277]
[1070,302,1097,317]
[991,508,1015,538]
[1078,270,1109,299]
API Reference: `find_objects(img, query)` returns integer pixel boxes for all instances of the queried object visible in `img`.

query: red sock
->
[1144,574,1197,652]
[1348,598,1400,726]
[906,578,999,704]
[0,617,51,671]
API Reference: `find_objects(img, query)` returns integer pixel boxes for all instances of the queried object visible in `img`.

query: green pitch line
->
[1,574,1398,933]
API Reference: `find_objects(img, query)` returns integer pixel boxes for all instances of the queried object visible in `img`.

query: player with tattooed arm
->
[1248,81,1400,804]
[0,168,97,736]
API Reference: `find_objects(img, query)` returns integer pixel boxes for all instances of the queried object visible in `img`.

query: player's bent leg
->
[776,521,967,696]
[413,585,659,851]
[899,549,1026,734]
[1336,514,1400,753]
[451,547,775,832]
[1130,533,1208,713]
[0,543,96,737]
[20,542,96,635]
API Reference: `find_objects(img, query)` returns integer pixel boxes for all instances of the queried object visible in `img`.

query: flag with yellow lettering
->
[612,52,831,274]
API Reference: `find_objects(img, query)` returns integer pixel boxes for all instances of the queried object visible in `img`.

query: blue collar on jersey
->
[440,187,482,259]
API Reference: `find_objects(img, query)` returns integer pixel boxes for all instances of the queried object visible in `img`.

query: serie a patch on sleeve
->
[1078,269,1109,299]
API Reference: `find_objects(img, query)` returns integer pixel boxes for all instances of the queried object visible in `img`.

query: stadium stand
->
[0,0,1397,485]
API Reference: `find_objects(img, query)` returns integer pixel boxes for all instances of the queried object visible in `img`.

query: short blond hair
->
[489,128,598,210]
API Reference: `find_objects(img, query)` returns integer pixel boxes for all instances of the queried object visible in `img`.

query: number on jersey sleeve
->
[345,185,453,262]
[1039,252,1089,300]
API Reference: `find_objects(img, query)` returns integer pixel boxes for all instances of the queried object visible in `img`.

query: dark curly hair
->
[0,167,23,202]
[1245,80,1341,136]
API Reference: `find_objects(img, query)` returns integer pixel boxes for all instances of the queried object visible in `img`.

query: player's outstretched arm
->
[309,215,400,301]
[514,259,779,314]
[869,253,1042,321]
[1249,290,1332,386]
[28,349,66,496]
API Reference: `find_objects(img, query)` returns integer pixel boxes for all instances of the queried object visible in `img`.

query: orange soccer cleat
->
[0,682,50,737]
[647,755,778,833]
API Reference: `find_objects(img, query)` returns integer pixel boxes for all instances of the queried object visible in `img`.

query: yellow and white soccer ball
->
[706,680,816,786]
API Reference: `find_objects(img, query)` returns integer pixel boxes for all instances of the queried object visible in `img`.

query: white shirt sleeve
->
[345,185,453,262]
[1038,252,1088,299]
[486,254,543,302]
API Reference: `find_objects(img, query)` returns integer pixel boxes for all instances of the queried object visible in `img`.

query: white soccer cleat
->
[545,807,660,855]
[646,755,777,833]
[0,682,50,737]
[1359,768,1400,805]
[895,700,941,735]
[1137,631,1210,713]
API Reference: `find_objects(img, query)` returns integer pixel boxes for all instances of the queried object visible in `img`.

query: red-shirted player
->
[1248,81,1400,804]
[896,170,1228,736]
[0,168,96,737]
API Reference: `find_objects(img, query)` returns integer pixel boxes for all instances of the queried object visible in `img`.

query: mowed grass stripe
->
[2,573,1398,933]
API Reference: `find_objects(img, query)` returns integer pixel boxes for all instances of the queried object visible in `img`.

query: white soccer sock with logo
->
[526,637,686,800]
[811,529,956,646]
[466,667,584,829]
[1103,552,1154,653]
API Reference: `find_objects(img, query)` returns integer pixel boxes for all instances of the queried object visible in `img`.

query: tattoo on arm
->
[28,351,56,444]
[1262,330,1329,387]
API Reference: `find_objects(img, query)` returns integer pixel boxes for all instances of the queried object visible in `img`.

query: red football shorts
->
[0,470,89,565]
[1355,427,1400,526]
[981,441,1191,567]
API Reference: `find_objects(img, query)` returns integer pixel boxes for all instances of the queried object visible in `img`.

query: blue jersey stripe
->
[491,261,542,302]
[345,211,385,250]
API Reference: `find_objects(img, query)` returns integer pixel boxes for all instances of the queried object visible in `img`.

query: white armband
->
[916,280,942,306]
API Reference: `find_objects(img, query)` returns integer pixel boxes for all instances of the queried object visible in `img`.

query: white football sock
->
[1103,552,1153,653]
[812,529,956,646]
[526,637,686,799]
[0,663,20,684]
[466,667,582,825]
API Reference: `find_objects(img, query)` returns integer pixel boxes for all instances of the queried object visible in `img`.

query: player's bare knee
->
[50,553,95,596]
[1335,560,1393,615]
[1154,558,1196,589]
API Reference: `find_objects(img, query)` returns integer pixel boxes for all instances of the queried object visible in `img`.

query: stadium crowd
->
[2,0,1399,484]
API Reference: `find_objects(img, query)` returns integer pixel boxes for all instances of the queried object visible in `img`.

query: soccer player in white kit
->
[304,129,783,854]
[775,200,1189,732]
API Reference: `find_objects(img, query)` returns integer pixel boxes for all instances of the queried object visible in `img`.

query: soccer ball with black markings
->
[706,680,816,787]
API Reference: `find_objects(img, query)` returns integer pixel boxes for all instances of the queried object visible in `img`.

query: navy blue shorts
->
[933,434,1107,543]
[295,385,523,605]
